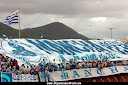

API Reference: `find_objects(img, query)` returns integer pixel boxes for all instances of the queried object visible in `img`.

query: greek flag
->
[5,10,19,26]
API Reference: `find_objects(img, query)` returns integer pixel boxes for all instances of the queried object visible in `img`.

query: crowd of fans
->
[46,57,128,72]
[0,53,40,75]
[0,53,128,75]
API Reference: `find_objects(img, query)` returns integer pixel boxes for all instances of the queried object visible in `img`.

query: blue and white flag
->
[3,34,6,37]
[5,10,19,26]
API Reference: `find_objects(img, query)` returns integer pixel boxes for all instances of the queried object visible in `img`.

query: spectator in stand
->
[12,66,17,74]
[16,64,19,71]
[24,66,29,74]
[19,64,25,74]
[69,59,72,64]
[98,60,103,70]
[122,60,127,66]
[84,61,87,68]
[18,70,22,75]
[69,59,72,69]
[110,61,114,66]
[2,53,6,58]
[77,62,82,69]
[52,59,58,71]
[113,61,117,66]
[66,63,70,70]
[40,64,45,72]
[52,59,55,66]
[49,64,53,72]
[92,61,97,68]
[89,61,93,68]
[0,54,2,59]
[95,58,99,63]
[6,67,12,73]
[62,60,67,70]
[35,64,40,73]
[57,64,62,71]
[103,60,107,67]
[81,59,85,68]
[41,59,46,66]
[118,60,123,66]
[72,59,76,69]
[107,57,111,66]
[14,59,18,66]
[30,69,35,75]
[86,61,89,68]
[75,62,80,69]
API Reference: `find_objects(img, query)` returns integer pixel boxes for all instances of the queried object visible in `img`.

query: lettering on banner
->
[60,72,69,80]
[124,66,128,72]
[84,69,92,77]
[109,66,118,74]
[72,71,80,78]
[97,69,105,75]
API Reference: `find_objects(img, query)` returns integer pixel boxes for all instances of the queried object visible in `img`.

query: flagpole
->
[19,8,20,38]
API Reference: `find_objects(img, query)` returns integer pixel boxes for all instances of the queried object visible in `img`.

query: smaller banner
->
[1,73,38,82]
[12,74,38,82]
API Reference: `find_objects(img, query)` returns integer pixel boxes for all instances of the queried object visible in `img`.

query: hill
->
[0,22,89,40]
[21,22,89,40]
[0,22,19,38]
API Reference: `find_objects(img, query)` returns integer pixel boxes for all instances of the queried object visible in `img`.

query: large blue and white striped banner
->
[0,39,128,66]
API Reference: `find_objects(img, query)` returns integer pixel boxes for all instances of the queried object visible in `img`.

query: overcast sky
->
[0,0,128,40]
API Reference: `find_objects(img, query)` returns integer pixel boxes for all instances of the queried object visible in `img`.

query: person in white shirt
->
[52,59,58,71]
[52,59,56,66]
[103,60,107,67]
[78,62,82,69]
[123,60,127,66]
[19,64,24,74]
[41,59,46,66]
[25,66,31,74]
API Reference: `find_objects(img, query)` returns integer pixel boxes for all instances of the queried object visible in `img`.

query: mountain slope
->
[0,22,19,38]
[0,22,89,40]
[21,22,89,40]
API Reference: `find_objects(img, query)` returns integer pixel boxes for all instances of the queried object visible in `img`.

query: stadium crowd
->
[0,53,128,75]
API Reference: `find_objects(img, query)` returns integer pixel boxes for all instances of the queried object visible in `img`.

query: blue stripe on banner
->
[11,22,18,24]
[6,16,18,20]
[12,16,18,18]
[12,19,18,20]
